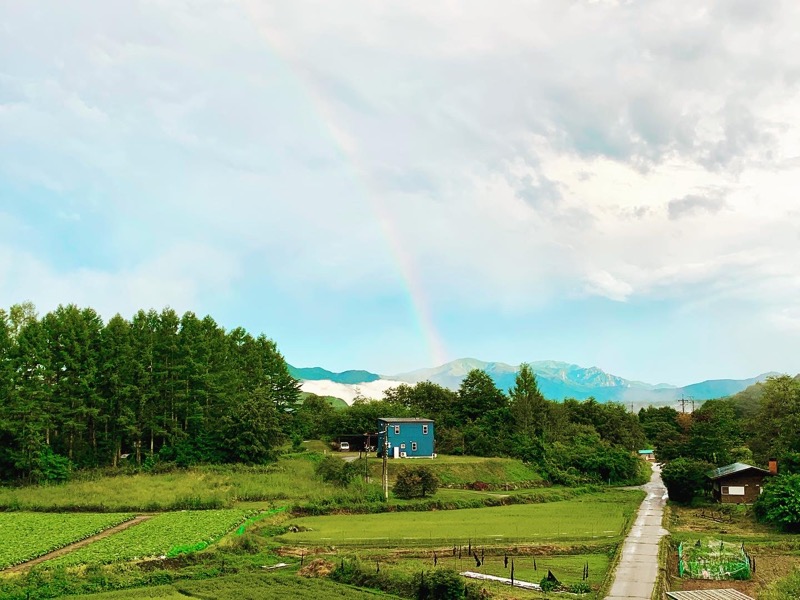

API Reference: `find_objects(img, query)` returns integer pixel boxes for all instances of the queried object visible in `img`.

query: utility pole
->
[382,425,389,502]
[364,432,369,483]
[680,395,687,413]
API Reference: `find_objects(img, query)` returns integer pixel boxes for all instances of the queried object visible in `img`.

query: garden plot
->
[0,513,135,569]
[47,509,248,566]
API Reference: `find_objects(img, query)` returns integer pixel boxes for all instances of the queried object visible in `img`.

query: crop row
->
[0,513,135,569]
[48,509,249,566]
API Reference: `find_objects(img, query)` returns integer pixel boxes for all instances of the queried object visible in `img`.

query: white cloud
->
[1,0,800,379]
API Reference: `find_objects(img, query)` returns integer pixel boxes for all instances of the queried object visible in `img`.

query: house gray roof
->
[377,418,434,423]
[707,462,771,480]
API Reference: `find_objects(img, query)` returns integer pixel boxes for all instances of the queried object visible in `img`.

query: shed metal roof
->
[666,590,754,600]
[706,463,770,480]
[377,418,434,423]
[639,449,654,454]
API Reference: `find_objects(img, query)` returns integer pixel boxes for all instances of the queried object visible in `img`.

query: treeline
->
[639,374,800,507]
[296,365,648,485]
[0,303,299,481]
[639,374,800,468]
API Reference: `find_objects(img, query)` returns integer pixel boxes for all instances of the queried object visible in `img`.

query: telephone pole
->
[382,425,389,502]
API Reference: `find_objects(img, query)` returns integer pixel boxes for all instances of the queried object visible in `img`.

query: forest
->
[0,303,299,481]
[2,302,796,492]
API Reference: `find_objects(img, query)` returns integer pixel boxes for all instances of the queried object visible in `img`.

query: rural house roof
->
[706,462,771,481]
[638,449,654,454]
[377,418,434,423]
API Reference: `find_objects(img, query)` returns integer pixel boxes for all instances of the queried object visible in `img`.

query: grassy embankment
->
[0,452,547,513]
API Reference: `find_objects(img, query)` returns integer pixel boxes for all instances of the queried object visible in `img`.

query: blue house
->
[377,418,435,458]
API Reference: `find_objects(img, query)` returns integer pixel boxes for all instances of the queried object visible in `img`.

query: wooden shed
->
[707,462,776,504]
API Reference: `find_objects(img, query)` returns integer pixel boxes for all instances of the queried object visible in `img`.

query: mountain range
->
[289,358,781,404]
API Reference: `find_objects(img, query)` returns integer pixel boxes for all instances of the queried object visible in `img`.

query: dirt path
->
[4,515,153,573]
[605,464,669,600]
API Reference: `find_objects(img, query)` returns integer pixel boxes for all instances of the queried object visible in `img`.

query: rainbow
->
[241,9,448,366]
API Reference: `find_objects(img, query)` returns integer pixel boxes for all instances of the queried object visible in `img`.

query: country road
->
[605,464,669,600]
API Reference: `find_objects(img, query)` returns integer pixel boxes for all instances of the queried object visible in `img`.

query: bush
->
[540,577,557,592]
[393,465,439,499]
[314,455,360,487]
[33,448,72,484]
[661,458,713,504]
[755,474,800,531]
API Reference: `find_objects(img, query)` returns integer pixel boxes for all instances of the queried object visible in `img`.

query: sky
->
[1,0,799,386]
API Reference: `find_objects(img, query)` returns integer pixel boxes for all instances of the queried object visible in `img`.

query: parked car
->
[339,442,350,451]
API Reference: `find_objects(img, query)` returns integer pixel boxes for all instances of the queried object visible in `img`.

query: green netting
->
[678,540,751,581]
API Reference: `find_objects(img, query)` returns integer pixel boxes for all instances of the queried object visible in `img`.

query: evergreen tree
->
[457,369,506,422]
[509,363,548,437]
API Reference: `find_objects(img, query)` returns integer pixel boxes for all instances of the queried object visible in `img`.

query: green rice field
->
[280,489,642,547]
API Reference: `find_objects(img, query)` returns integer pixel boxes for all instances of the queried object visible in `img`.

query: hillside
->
[290,358,783,403]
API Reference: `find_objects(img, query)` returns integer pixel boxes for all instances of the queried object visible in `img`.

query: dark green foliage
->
[661,458,713,503]
[314,455,361,487]
[393,465,440,499]
[458,370,507,422]
[540,576,557,592]
[509,363,549,438]
[0,303,300,481]
[755,474,800,531]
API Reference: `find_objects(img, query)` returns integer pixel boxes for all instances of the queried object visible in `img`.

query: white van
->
[339,442,350,451]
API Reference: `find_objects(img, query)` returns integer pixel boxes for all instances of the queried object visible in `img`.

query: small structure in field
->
[707,461,777,504]
[376,418,434,458]
[638,449,656,462]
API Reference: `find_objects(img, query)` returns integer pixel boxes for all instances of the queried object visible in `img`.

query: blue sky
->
[2,1,799,385]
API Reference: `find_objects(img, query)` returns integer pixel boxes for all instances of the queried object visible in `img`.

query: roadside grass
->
[279,489,643,547]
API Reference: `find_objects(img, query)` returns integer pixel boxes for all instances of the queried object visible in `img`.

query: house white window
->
[411,442,417,451]
[422,425,428,435]
[400,443,406,449]
[394,426,400,435]
[722,486,745,496]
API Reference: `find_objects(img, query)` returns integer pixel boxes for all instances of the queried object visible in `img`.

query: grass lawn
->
[362,552,610,587]
[280,489,642,547]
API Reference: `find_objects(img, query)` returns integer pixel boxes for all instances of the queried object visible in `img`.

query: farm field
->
[46,509,248,566]
[666,503,800,599]
[0,512,134,569]
[280,489,642,547]
[67,571,401,600]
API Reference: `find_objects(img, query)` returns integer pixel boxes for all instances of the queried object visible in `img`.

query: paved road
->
[605,464,669,600]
